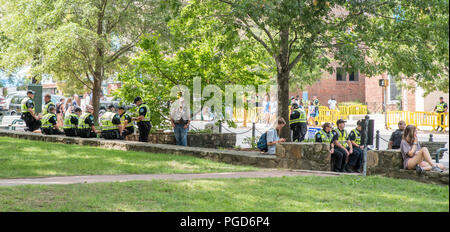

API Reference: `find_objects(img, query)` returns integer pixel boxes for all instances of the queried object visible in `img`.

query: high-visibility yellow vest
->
[351,129,361,145]
[137,103,151,122]
[78,112,92,129]
[120,113,133,129]
[315,129,332,143]
[21,97,34,113]
[289,109,307,124]
[63,113,79,129]
[42,101,55,116]
[436,102,446,112]
[100,112,118,131]
[41,113,56,129]
[334,128,348,148]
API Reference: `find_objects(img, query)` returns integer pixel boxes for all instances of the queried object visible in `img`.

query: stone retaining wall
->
[125,132,236,149]
[1,129,447,185]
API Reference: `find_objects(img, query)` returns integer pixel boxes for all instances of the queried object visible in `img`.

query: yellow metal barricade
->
[387,111,448,131]
[317,108,340,125]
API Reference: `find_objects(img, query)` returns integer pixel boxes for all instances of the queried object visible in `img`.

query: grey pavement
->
[0,170,354,187]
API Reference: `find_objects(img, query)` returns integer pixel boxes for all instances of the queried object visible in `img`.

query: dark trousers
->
[78,129,97,138]
[291,123,307,142]
[42,127,63,135]
[349,146,363,170]
[332,147,348,172]
[64,128,78,137]
[102,129,120,140]
[437,113,445,131]
[22,114,41,132]
[120,127,134,140]
[137,121,151,142]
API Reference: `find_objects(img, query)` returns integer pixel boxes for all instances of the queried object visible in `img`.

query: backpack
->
[257,132,268,152]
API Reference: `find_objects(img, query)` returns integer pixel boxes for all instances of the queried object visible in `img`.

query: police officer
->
[63,107,82,137]
[100,108,121,140]
[331,119,353,172]
[348,120,364,173]
[107,104,117,113]
[40,106,63,135]
[132,97,151,142]
[21,90,42,132]
[434,97,448,131]
[289,103,307,142]
[118,106,134,140]
[315,123,339,171]
[78,105,99,138]
[42,94,55,116]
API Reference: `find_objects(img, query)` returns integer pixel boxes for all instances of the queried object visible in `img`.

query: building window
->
[349,70,359,81]
[388,75,401,103]
[336,67,346,81]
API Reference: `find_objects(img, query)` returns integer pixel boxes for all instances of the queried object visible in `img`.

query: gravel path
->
[0,170,358,187]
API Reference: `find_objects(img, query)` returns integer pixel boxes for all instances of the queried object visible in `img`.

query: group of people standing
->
[20,91,152,142]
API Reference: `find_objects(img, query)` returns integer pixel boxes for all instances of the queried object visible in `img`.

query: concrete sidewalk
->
[0,170,358,187]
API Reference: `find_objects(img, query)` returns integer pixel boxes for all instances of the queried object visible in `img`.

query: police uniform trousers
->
[78,129,97,138]
[42,127,63,135]
[102,129,120,140]
[290,123,301,142]
[349,146,363,170]
[121,126,134,139]
[64,128,78,137]
[137,121,151,142]
[332,147,349,172]
[22,113,41,132]
[298,122,307,142]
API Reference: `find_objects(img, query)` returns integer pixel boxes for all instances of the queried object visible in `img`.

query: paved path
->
[0,170,358,187]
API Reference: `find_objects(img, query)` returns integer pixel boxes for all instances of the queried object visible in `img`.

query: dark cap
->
[27,90,35,95]
[107,104,115,110]
[291,103,299,108]
[336,119,347,125]
[133,97,142,104]
[73,107,82,113]
[118,106,126,110]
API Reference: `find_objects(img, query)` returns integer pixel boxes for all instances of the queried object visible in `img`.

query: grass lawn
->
[0,175,447,212]
[0,137,257,178]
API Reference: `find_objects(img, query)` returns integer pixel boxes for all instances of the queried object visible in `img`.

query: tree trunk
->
[277,27,291,141]
[92,77,102,123]
[277,69,291,141]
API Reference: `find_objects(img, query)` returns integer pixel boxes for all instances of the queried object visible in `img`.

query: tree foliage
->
[0,0,181,120]
[115,2,271,128]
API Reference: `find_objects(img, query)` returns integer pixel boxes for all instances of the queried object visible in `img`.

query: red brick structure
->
[290,67,426,113]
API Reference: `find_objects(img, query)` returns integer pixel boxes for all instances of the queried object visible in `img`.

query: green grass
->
[0,175,447,212]
[0,137,257,178]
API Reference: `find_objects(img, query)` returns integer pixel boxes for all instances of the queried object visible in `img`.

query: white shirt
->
[328,99,337,110]
[170,99,191,122]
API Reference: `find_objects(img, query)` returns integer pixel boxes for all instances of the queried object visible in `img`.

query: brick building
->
[291,66,449,113]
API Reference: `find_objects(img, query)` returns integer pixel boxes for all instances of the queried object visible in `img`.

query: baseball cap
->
[133,97,142,104]
[336,119,347,125]
[27,90,35,95]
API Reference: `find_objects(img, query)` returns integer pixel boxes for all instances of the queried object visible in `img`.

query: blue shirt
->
[266,128,279,155]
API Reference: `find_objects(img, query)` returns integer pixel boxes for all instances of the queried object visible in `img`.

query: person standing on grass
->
[170,97,191,146]
[266,117,287,155]
[400,125,445,173]
[388,120,406,149]
[132,97,152,142]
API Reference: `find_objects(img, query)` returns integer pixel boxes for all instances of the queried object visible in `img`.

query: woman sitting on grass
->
[400,125,445,173]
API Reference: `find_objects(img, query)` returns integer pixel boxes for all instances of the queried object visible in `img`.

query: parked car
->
[8,93,65,115]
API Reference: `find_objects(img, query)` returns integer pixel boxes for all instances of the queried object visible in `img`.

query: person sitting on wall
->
[348,120,364,173]
[315,122,339,171]
[400,125,445,173]
[266,117,287,155]
[40,106,63,135]
[388,120,406,149]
